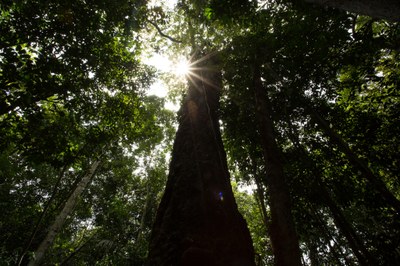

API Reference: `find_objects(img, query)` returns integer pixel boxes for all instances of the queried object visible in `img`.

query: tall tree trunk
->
[28,160,101,266]
[137,181,150,242]
[316,179,376,265]
[310,205,354,265]
[18,165,68,265]
[286,115,376,265]
[255,178,270,234]
[309,108,400,213]
[302,0,400,21]
[147,54,255,266]
[252,61,302,266]
[254,174,274,264]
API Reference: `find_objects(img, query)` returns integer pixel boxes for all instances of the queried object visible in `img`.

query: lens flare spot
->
[218,191,224,201]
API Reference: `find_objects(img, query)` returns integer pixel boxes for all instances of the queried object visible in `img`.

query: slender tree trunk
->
[18,165,68,265]
[147,54,255,266]
[302,0,400,21]
[28,160,101,266]
[136,176,151,246]
[325,238,346,266]
[252,61,302,266]
[310,108,400,213]
[255,180,270,233]
[316,179,377,265]
[310,206,353,265]
[287,115,376,265]
[60,232,97,266]
[307,240,319,266]
[254,175,274,263]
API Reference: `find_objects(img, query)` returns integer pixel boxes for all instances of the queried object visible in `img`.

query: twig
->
[147,20,182,43]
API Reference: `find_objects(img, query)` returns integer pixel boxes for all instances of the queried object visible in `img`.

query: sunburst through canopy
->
[144,52,218,99]
[174,58,191,77]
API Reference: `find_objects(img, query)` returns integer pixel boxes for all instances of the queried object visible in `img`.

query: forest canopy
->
[1,0,399,265]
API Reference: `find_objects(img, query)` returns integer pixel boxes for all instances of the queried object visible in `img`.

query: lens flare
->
[174,59,191,76]
[218,191,224,201]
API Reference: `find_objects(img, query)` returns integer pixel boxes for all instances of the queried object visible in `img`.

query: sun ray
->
[144,51,221,98]
[174,59,191,76]
[185,63,221,90]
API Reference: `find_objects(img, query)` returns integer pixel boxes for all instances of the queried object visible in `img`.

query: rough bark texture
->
[147,55,255,266]
[253,62,302,266]
[304,0,400,21]
[28,160,101,266]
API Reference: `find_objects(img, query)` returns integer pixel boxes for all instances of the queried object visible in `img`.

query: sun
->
[143,53,192,99]
[143,54,192,77]
[174,58,191,77]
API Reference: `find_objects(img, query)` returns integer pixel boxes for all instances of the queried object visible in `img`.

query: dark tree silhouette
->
[302,0,400,21]
[147,54,256,266]
[253,60,302,266]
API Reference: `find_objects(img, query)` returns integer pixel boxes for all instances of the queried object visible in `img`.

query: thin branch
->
[18,164,69,266]
[147,20,182,43]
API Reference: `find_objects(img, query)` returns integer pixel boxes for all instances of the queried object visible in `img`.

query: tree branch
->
[147,20,182,43]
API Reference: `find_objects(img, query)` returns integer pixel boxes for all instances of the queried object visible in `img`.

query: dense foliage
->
[216,1,400,265]
[0,0,174,264]
[1,0,399,265]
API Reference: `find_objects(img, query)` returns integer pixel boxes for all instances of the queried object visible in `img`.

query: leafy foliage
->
[1,0,400,265]
[208,1,400,264]
[0,0,174,264]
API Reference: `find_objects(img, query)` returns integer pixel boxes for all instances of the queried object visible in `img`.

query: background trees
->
[1,0,399,265]
[1,0,174,264]
[298,0,400,21]
[217,1,400,265]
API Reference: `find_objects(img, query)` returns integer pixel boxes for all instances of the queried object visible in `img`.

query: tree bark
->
[28,160,101,266]
[253,61,302,266]
[302,0,400,21]
[147,54,255,266]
